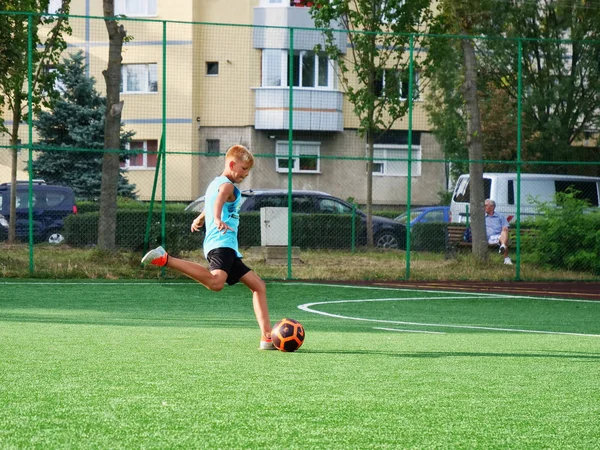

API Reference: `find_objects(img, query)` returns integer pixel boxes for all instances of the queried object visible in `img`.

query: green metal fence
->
[1,11,599,281]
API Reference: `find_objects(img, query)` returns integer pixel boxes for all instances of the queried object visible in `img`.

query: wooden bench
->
[446,225,537,257]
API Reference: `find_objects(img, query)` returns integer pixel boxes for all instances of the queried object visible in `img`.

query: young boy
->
[141,145,275,350]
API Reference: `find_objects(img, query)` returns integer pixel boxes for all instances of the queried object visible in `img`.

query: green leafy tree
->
[425,0,600,178]
[310,0,431,246]
[32,51,137,200]
[0,0,71,242]
[482,0,600,168]
[423,0,494,261]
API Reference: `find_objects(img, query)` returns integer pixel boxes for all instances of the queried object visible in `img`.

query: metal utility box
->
[260,207,288,247]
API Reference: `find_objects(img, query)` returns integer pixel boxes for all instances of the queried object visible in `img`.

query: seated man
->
[484,199,513,265]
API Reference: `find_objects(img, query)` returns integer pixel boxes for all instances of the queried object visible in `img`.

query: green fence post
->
[27,13,34,274]
[405,33,415,280]
[161,20,167,260]
[352,203,356,254]
[143,136,165,257]
[515,39,523,281]
[286,27,294,280]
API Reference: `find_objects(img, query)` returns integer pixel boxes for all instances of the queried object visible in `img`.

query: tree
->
[310,0,431,246]
[426,1,600,178]
[32,51,137,200]
[480,0,600,170]
[423,0,495,261]
[0,0,71,243]
[98,0,127,251]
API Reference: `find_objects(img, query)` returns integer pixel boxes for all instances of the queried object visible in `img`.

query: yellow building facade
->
[1,0,445,205]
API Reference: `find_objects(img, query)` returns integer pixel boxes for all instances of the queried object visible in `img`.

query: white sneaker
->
[141,246,168,267]
[259,338,276,350]
[504,257,513,265]
[499,245,507,254]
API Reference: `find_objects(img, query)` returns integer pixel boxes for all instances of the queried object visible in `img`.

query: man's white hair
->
[485,199,496,208]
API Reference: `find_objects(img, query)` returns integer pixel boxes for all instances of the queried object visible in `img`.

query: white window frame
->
[376,69,420,101]
[259,0,287,5]
[114,0,157,17]
[262,49,335,90]
[276,141,321,174]
[120,63,158,94]
[371,144,421,177]
[123,140,158,170]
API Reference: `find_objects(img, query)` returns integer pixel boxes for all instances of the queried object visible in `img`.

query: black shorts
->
[206,248,251,286]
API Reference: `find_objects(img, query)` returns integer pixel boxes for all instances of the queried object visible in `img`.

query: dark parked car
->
[0,181,77,244]
[186,189,406,249]
[394,206,451,228]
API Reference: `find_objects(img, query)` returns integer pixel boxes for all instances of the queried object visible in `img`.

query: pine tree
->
[32,51,137,200]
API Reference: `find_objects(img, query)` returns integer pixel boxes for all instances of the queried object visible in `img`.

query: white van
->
[450,173,600,223]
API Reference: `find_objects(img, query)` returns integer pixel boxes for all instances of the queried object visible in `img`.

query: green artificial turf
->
[0,281,599,449]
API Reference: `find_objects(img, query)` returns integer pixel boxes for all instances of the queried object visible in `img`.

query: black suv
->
[0,181,77,244]
[186,189,406,249]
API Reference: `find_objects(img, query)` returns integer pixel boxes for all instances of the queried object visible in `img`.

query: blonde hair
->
[226,145,254,167]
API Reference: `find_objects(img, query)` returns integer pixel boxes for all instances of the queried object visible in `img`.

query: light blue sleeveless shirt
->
[203,176,242,258]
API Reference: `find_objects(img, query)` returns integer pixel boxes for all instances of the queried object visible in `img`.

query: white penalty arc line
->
[288,282,600,304]
[298,298,600,338]
[374,327,446,335]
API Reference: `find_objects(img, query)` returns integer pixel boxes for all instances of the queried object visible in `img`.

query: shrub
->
[237,213,361,249]
[65,211,362,253]
[76,198,187,214]
[528,191,600,274]
[411,222,448,252]
[64,210,203,256]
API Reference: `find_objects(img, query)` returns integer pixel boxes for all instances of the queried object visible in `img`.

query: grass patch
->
[1,243,596,281]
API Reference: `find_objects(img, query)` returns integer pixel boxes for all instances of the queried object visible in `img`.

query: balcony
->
[254,88,343,131]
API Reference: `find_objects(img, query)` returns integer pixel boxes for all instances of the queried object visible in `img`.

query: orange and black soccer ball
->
[272,318,305,352]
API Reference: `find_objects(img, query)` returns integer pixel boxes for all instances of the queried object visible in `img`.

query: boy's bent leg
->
[166,256,227,291]
[240,271,273,341]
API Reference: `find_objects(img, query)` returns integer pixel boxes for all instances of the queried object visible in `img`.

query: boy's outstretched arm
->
[191,210,205,232]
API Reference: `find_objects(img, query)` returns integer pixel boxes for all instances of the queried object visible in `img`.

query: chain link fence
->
[1,12,599,280]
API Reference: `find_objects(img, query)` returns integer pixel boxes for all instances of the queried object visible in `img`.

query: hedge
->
[411,222,448,252]
[64,211,204,256]
[65,211,364,253]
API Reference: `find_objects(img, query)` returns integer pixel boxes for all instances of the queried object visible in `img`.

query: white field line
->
[287,281,600,304]
[2,280,598,304]
[373,327,446,335]
[297,297,600,338]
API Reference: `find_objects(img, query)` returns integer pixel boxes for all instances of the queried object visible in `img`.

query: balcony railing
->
[254,87,343,131]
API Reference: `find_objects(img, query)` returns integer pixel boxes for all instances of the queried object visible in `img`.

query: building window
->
[206,139,220,155]
[371,145,421,177]
[276,141,320,173]
[120,64,158,93]
[262,49,334,89]
[115,0,157,17]
[206,62,219,76]
[374,69,420,101]
[122,140,158,169]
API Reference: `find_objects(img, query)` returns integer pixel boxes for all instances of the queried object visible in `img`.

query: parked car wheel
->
[47,231,65,245]
[374,231,400,249]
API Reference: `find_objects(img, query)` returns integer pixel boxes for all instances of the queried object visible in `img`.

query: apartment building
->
[1,0,445,205]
